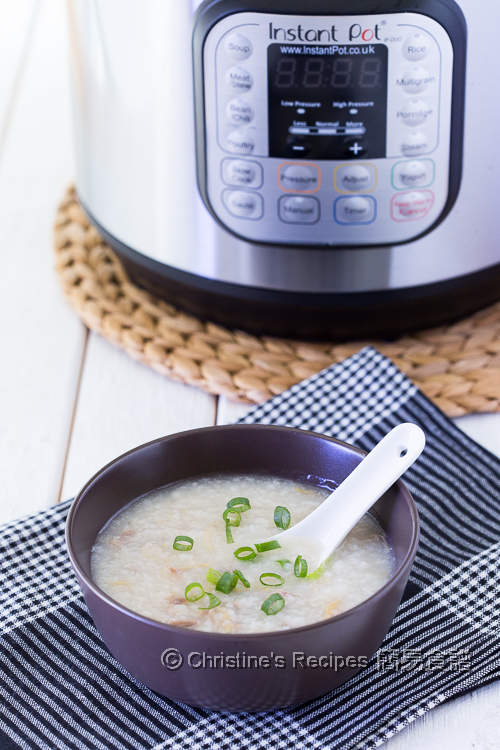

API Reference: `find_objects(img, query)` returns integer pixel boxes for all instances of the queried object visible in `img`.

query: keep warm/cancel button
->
[391,190,434,221]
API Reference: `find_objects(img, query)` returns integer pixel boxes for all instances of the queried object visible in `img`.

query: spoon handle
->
[288,423,425,553]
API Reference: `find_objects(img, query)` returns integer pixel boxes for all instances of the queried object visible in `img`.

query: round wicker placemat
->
[54,186,500,417]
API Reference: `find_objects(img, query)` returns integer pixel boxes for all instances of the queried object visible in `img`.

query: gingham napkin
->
[1,348,499,750]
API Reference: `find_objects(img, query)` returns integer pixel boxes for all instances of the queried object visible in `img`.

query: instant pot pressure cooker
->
[68,0,500,339]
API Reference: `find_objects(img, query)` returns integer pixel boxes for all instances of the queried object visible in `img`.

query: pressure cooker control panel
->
[197,8,463,247]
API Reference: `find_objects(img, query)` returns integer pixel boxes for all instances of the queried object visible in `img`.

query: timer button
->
[225,129,255,155]
[392,159,434,189]
[398,66,434,95]
[224,33,253,61]
[279,163,320,193]
[391,190,435,221]
[398,99,433,127]
[403,32,430,61]
[279,196,320,224]
[335,164,376,193]
[225,98,254,126]
[334,196,376,225]
[222,158,263,189]
[225,66,253,93]
[223,189,263,219]
[401,131,429,157]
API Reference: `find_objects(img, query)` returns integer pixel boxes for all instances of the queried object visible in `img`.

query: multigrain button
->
[279,163,320,193]
[222,159,263,189]
[335,196,376,225]
[224,32,253,61]
[225,98,254,126]
[391,190,435,221]
[393,160,434,189]
[225,129,255,154]
[398,99,433,127]
[401,131,429,157]
[335,164,375,193]
[398,66,434,95]
[223,189,263,219]
[225,66,253,93]
[403,32,430,61]
[279,196,320,224]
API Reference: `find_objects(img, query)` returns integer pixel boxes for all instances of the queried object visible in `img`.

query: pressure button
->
[279,163,320,193]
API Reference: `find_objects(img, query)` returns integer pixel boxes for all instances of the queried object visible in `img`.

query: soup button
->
[391,190,434,221]
[223,189,263,220]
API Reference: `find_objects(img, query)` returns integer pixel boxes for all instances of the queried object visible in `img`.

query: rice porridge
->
[91,475,393,633]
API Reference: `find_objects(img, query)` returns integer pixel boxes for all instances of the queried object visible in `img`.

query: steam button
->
[225,98,254,126]
[403,32,430,61]
[401,131,429,156]
[224,33,253,61]
[225,129,255,155]
[225,66,253,92]
[223,190,263,219]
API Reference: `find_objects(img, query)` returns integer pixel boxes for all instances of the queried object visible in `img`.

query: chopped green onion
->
[261,593,285,616]
[307,563,326,581]
[215,572,238,594]
[225,522,234,544]
[255,540,281,553]
[206,568,221,586]
[223,508,241,527]
[234,546,257,561]
[227,497,251,512]
[274,506,291,530]
[234,569,250,588]
[185,582,204,602]
[173,535,194,552]
[294,555,308,578]
[199,593,221,610]
[276,559,292,570]
[259,572,284,587]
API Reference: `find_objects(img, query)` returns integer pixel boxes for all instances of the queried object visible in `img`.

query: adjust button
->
[334,196,376,225]
[335,164,376,193]
[225,98,254,126]
[392,159,434,189]
[279,196,320,224]
[391,190,435,221]
[223,190,263,219]
[225,66,253,92]
[224,33,253,61]
[279,163,320,193]
[222,158,263,189]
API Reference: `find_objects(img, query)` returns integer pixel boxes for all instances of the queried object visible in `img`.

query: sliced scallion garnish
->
[255,540,281,553]
[223,508,241,527]
[261,593,285,616]
[225,522,234,544]
[234,546,257,561]
[227,497,251,512]
[215,572,238,594]
[185,582,204,602]
[199,593,221,610]
[274,506,291,530]
[206,568,221,586]
[294,555,308,578]
[234,569,250,588]
[259,572,284,587]
[173,535,194,552]
[276,559,292,570]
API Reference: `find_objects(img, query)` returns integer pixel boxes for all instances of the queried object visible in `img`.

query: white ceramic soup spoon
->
[264,423,425,572]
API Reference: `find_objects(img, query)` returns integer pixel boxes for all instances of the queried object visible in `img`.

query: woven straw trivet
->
[54,186,500,417]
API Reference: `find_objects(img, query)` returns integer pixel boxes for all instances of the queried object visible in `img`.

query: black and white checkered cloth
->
[1,348,499,750]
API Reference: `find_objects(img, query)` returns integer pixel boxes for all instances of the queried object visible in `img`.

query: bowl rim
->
[66,423,420,640]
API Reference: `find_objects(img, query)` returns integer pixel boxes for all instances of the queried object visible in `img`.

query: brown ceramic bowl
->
[66,424,419,712]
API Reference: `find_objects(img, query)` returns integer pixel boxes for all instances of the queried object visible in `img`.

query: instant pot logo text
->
[269,21,382,44]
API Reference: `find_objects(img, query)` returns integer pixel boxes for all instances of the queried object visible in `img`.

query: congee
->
[91,475,393,633]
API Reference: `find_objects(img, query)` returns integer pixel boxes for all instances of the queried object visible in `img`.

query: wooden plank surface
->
[0,0,85,523]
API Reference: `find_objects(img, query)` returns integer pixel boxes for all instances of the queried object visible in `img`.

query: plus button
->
[349,142,364,156]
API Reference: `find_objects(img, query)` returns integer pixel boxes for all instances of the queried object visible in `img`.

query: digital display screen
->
[268,44,388,160]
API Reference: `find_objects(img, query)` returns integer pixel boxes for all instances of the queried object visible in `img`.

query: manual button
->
[279,196,320,224]
[279,163,320,193]
[223,189,263,220]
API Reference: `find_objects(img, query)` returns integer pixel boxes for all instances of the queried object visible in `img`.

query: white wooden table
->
[0,2,498,748]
